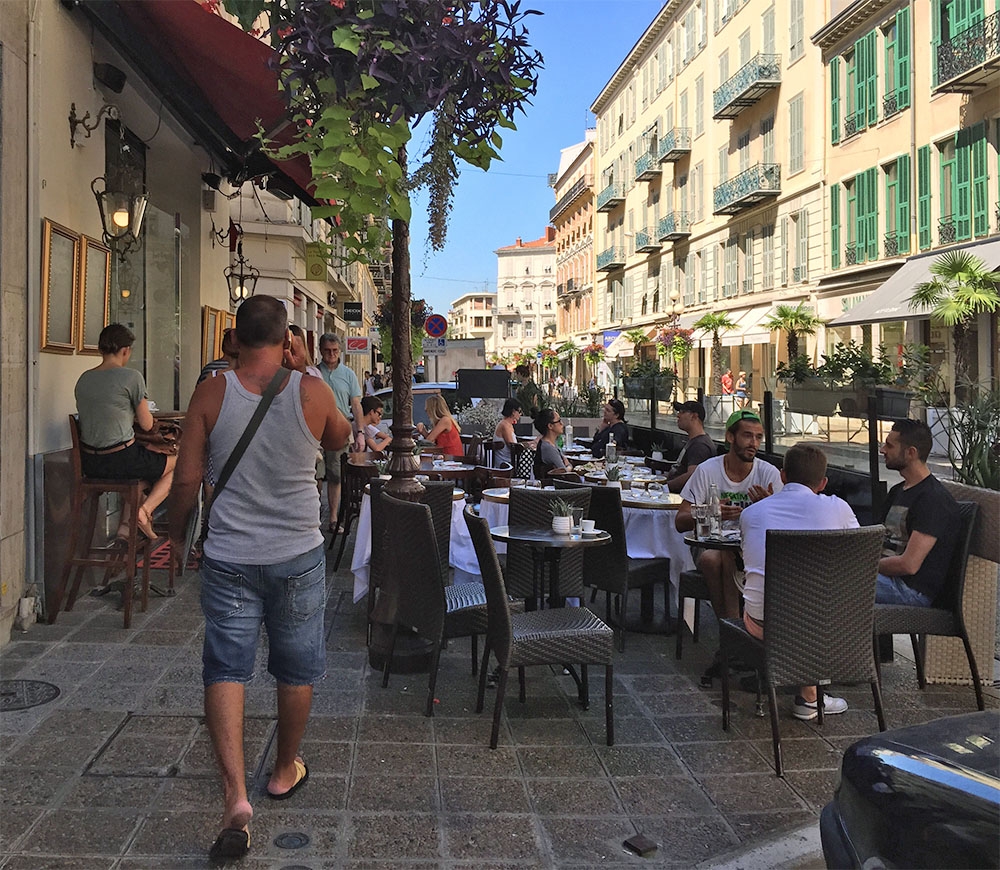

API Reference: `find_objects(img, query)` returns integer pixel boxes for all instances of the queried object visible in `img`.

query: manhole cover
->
[0,680,61,712]
[274,832,310,850]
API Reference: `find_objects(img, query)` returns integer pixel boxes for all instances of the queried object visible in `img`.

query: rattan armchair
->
[873,501,984,711]
[505,486,590,605]
[553,479,670,651]
[463,506,615,749]
[331,453,376,568]
[719,526,886,776]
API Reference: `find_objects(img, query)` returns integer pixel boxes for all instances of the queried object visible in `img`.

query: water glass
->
[571,507,585,532]
[510,477,526,489]
[693,504,712,539]
[647,482,663,499]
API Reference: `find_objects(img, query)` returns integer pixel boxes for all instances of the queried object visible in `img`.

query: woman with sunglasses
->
[532,408,573,480]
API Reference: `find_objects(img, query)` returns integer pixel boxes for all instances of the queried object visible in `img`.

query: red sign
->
[424,313,448,338]
[346,336,370,355]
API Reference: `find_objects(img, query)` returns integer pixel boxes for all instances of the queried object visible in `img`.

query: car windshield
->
[378,388,458,431]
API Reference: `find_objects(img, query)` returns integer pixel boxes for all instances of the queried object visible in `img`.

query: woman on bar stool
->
[74,323,176,541]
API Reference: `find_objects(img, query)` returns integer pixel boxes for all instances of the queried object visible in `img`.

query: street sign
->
[343,301,363,325]
[424,313,448,338]
[346,336,369,355]
[423,336,447,356]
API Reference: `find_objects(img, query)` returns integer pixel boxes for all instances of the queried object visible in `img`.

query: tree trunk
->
[786,330,799,360]
[953,318,969,404]
[712,336,723,394]
[385,142,422,500]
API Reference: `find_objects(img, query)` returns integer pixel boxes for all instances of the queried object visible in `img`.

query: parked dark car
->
[821,710,999,869]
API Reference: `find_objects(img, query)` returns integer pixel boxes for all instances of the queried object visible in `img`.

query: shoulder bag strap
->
[211,367,290,508]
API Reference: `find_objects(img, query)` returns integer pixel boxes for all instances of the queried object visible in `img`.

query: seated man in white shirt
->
[739,442,859,720]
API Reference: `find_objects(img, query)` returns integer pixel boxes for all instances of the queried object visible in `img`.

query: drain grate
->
[274,832,310,850]
[0,680,61,712]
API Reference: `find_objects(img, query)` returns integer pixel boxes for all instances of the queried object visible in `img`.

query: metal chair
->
[330,454,376,569]
[719,526,887,776]
[873,501,984,711]
[553,479,670,651]
[505,487,590,606]
[675,569,712,659]
[49,415,159,629]
[377,493,488,715]
[463,506,615,749]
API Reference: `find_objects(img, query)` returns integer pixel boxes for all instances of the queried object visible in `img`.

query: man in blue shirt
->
[318,333,363,532]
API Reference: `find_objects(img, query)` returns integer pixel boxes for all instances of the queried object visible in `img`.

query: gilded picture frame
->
[41,219,80,353]
[77,236,111,353]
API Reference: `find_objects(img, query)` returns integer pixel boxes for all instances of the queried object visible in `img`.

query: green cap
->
[726,409,761,431]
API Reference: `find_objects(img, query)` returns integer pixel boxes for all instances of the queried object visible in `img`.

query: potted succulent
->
[550,497,574,534]
[604,464,623,489]
[373,458,391,479]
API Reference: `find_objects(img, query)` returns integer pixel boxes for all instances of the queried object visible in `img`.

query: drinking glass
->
[647,482,663,499]
[693,504,712,539]
[510,477,526,489]
[571,507,585,532]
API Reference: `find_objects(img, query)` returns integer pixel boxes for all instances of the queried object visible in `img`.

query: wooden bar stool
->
[49,415,158,629]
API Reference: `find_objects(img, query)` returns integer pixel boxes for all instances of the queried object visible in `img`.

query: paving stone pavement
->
[0,528,993,869]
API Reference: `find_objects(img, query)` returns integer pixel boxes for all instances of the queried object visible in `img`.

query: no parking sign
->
[424,314,448,338]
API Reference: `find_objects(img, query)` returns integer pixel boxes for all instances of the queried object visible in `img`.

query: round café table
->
[683,533,742,552]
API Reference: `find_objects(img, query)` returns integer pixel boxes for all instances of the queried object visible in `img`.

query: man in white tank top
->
[169,296,351,864]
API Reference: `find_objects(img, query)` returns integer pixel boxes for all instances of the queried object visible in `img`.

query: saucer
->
[581,529,601,537]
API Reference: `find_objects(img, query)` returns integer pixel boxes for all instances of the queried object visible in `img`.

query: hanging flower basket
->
[539,348,559,369]
[582,342,606,367]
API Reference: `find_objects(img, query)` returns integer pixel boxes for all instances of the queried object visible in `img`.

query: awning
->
[830,238,1000,327]
[605,332,634,358]
[81,0,314,201]
[721,305,776,346]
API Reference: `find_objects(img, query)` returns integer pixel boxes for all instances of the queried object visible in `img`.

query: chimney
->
[515,237,522,247]
[545,226,556,242]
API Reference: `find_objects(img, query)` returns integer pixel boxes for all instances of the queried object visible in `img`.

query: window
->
[845,178,857,259]
[972,123,989,237]
[762,223,774,288]
[762,5,775,55]
[642,60,650,109]
[486,317,492,328]
[741,230,755,293]
[793,209,808,281]
[789,0,804,60]
[684,8,696,63]
[761,115,774,164]
[883,9,910,115]
[884,155,911,255]
[738,130,751,173]
[844,49,856,133]
[853,166,878,262]
[684,251,696,305]
[699,248,708,303]
[680,89,689,131]
[853,31,878,131]
[658,46,667,91]
[719,50,730,87]
[830,183,841,269]
[723,235,738,297]
[789,93,804,174]
[739,30,751,66]
[693,162,704,221]
[694,76,705,136]
[718,146,729,184]
[939,136,958,239]
[830,57,840,144]
[504,322,516,339]
[698,0,707,48]
[474,316,484,328]
[677,173,689,214]
[524,320,534,339]
[779,215,788,284]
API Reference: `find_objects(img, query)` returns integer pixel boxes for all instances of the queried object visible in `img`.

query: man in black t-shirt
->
[876,419,960,606]
[667,401,716,493]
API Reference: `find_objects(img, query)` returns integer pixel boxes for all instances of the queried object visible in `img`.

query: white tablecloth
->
[351,493,476,602]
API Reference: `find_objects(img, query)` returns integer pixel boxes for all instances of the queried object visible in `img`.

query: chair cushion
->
[626,557,670,589]
[444,583,489,638]
[510,607,614,666]
[874,604,955,636]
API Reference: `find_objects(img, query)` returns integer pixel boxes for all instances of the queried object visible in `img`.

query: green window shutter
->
[831,57,840,144]
[854,36,867,129]
[955,129,972,240]
[855,172,867,261]
[866,167,879,261]
[897,153,911,253]
[896,8,910,108]
[831,183,841,269]
[932,0,941,85]
[971,123,988,236]
[866,32,878,127]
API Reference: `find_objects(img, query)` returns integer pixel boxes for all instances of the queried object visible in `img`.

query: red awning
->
[114,0,314,198]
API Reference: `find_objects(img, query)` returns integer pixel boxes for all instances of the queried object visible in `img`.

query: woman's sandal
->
[135,506,157,541]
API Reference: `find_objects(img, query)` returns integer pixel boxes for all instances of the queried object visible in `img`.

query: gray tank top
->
[203,369,322,565]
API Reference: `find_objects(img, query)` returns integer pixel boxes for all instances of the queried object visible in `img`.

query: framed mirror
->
[202,306,219,367]
[78,237,111,353]
[41,219,79,352]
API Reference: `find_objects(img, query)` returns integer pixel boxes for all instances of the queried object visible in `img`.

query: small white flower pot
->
[551,516,572,534]
[605,481,622,489]
[379,474,392,480]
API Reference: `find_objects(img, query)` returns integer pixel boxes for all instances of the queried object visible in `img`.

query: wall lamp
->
[224,232,260,307]
[92,175,148,261]
[69,101,119,149]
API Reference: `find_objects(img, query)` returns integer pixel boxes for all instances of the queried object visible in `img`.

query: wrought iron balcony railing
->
[597,246,626,271]
[635,151,661,182]
[549,174,593,222]
[741,278,754,294]
[596,183,625,212]
[713,163,781,215]
[882,89,904,120]
[634,228,660,253]
[936,9,1000,91]
[844,243,859,266]
[843,113,860,139]
[792,265,807,283]
[713,53,781,119]
[657,128,692,163]
[884,233,900,258]
[657,211,692,241]
[938,214,957,244]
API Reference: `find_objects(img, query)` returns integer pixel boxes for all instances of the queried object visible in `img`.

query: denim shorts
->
[200,544,327,686]
[875,573,932,607]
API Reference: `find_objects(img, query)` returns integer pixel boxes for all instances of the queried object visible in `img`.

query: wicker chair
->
[377,493,489,715]
[512,442,534,480]
[418,481,454,585]
[553,479,670,651]
[873,501,984,711]
[719,526,886,776]
[675,569,712,659]
[330,454,376,568]
[505,487,591,606]
[463,506,615,749]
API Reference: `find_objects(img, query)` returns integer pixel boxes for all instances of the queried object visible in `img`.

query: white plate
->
[581,529,602,537]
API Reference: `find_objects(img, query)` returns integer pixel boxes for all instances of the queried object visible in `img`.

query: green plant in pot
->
[945,382,1000,491]
[814,341,910,418]
[549,497,574,534]
[604,464,623,487]
[623,358,675,400]
[692,312,737,394]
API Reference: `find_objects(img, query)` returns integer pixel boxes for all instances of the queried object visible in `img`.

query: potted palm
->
[622,358,675,401]
[693,312,737,423]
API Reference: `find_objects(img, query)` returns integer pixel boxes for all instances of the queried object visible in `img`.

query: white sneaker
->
[793,694,848,720]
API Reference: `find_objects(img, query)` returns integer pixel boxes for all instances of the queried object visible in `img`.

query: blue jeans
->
[200,544,327,686]
[875,573,932,607]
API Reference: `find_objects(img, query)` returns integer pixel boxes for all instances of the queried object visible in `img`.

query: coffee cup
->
[651,450,663,461]
[580,519,596,534]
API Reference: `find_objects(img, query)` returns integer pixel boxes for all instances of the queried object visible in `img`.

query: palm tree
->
[763,302,822,361]
[624,327,648,351]
[909,250,1000,392]
[693,312,738,394]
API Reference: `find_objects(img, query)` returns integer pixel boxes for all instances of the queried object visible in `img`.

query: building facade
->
[590,0,829,402]
[551,130,597,384]
[448,291,497,342]
[814,0,1000,390]
[493,228,557,361]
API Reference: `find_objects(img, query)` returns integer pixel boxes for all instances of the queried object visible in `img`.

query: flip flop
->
[266,758,309,801]
[208,826,250,864]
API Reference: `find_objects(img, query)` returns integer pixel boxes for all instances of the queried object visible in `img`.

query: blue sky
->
[407,0,664,317]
